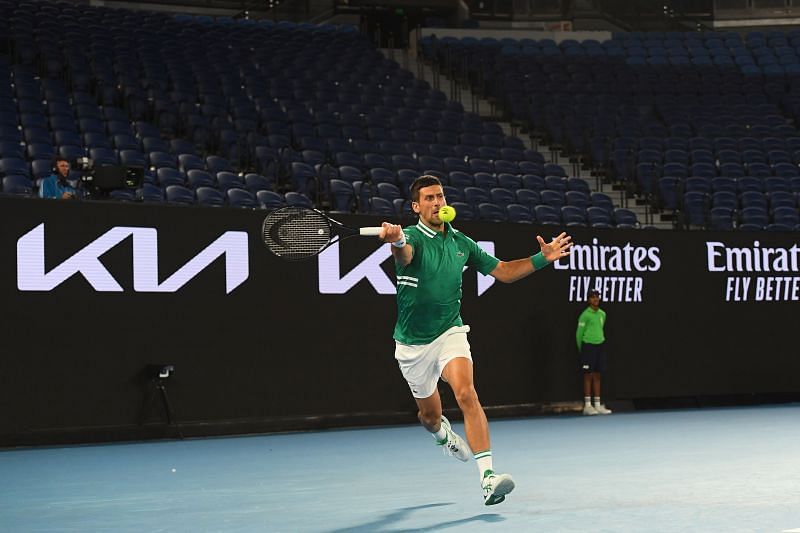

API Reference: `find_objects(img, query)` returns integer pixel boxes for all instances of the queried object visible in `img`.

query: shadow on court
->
[327,502,505,532]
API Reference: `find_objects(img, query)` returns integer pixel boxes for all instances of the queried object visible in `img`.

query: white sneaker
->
[482,470,515,506]
[583,404,598,415]
[436,415,471,461]
[595,403,612,415]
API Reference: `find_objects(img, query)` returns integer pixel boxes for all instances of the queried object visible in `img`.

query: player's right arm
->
[380,222,414,266]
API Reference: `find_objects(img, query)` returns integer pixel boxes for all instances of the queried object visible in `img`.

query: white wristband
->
[391,235,406,248]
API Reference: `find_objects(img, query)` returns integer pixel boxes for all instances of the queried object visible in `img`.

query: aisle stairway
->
[387,47,672,229]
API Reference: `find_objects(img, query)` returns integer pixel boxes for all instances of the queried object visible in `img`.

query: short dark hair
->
[410,175,443,203]
[588,289,600,298]
[54,157,69,165]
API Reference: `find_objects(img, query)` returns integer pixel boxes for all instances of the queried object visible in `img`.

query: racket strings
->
[262,207,331,260]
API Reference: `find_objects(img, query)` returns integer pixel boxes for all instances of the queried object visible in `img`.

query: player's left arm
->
[490,232,573,283]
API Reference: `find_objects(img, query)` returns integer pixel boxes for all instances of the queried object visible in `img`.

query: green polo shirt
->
[576,306,606,350]
[393,220,500,345]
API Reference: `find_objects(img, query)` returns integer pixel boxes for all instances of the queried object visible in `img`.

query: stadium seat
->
[329,179,355,213]
[368,167,396,185]
[285,192,313,208]
[196,186,225,207]
[0,157,30,178]
[474,173,498,190]
[498,174,522,190]
[739,206,769,228]
[489,187,516,207]
[215,172,245,193]
[772,206,799,226]
[709,207,734,231]
[448,201,475,221]
[2,175,34,196]
[178,154,205,173]
[186,170,215,189]
[565,190,589,210]
[521,174,545,191]
[464,186,491,208]
[534,204,561,225]
[165,184,195,205]
[613,208,638,228]
[478,202,508,222]
[681,191,709,228]
[506,204,535,223]
[587,206,612,227]
[227,188,259,209]
[391,197,412,217]
[368,196,395,216]
[657,177,679,211]
[156,168,186,188]
[515,188,540,211]
[540,190,565,209]
[291,162,320,198]
[561,205,587,226]
[712,191,738,210]
[257,190,286,210]
[448,171,474,189]
[137,184,164,203]
[377,182,404,202]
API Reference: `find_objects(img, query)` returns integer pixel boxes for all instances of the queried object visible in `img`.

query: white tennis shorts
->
[395,325,472,399]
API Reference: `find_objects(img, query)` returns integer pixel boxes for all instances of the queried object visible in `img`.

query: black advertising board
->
[1,197,797,445]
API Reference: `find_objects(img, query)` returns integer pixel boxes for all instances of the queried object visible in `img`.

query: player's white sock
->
[593,396,601,406]
[474,450,492,478]
[584,396,592,406]
[432,419,447,443]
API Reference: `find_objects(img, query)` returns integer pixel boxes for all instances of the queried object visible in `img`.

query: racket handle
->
[359,227,383,236]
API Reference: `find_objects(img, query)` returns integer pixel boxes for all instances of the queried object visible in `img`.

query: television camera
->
[74,157,144,196]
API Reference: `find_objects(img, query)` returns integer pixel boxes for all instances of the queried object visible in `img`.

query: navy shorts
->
[580,342,607,373]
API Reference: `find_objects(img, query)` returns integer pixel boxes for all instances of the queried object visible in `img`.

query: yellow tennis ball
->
[438,205,456,223]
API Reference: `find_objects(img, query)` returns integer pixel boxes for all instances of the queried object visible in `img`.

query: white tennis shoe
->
[583,404,599,415]
[482,470,515,506]
[437,415,470,461]
[595,404,613,415]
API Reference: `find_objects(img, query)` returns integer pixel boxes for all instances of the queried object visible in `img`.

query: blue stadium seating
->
[419,30,800,230]
[4,2,799,231]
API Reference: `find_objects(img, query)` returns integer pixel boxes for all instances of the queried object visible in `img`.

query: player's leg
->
[441,357,488,452]
[415,388,471,461]
[581,345,599,415]
[592,372,611,414]
[414,389,443,432]
[593,344,612,414]
[442,357,515,505]
[396,338,470,461]
[592,372,602,399]
[396,339,446,432]
[583,373,593,397]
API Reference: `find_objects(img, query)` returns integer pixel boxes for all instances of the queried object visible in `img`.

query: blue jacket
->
[39,175,77,199]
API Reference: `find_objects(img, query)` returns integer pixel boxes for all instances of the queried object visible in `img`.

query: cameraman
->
[39,157,79,199]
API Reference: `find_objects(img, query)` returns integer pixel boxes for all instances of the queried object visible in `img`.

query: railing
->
[416,35,492,120]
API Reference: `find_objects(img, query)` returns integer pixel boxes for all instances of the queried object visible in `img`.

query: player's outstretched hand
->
[380,222,404,244]
[537,232,573,262]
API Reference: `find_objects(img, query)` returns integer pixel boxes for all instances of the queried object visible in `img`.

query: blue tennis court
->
[1,404,798,532]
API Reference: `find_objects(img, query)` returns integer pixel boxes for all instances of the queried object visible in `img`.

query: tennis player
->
[378,175,573,505]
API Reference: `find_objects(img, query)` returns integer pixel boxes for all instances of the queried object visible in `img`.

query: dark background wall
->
[1,197,798,446]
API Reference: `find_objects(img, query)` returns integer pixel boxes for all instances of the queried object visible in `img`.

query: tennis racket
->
[262,206,383,261]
